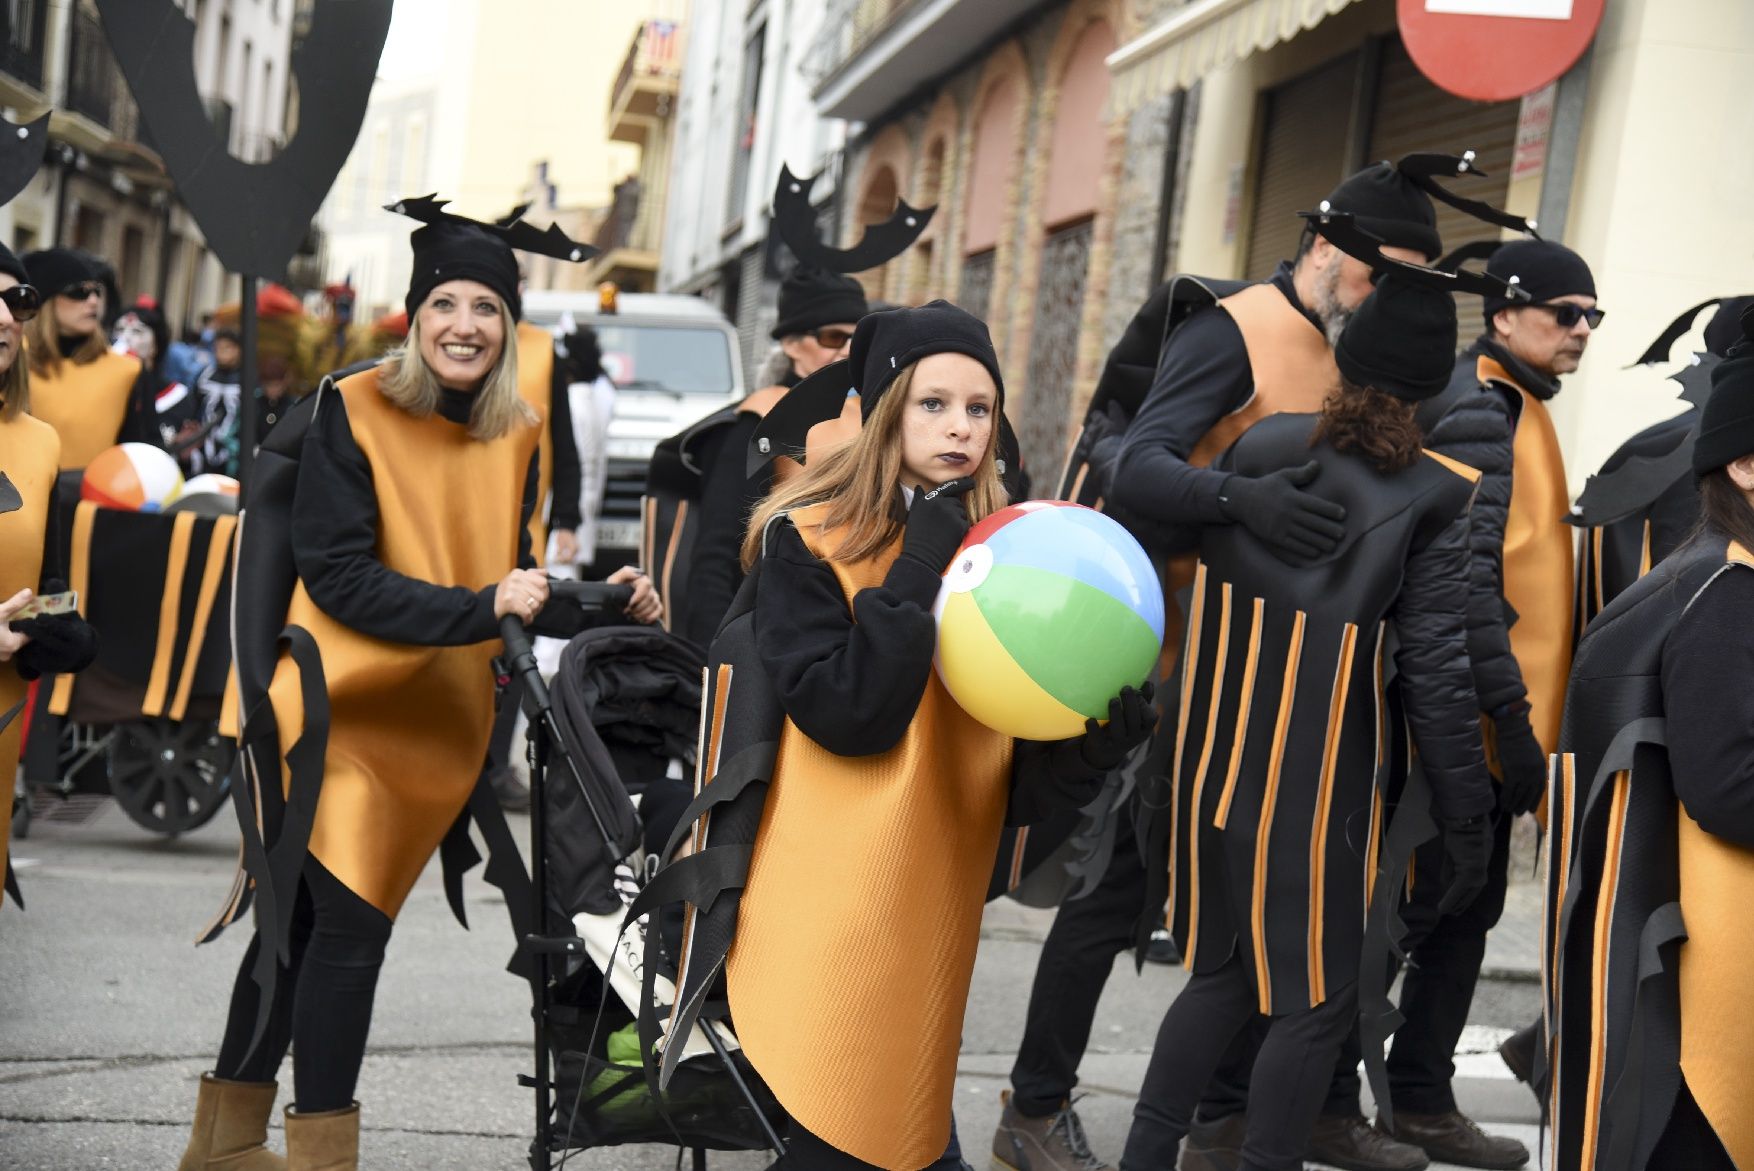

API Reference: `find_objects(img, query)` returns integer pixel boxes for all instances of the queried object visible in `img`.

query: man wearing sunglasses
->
[677,265,866,646]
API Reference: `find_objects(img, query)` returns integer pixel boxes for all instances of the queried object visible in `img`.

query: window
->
[402,113,426,194]
[725,24,765,228]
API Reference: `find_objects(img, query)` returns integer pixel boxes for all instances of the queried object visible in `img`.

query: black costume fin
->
[1628,298,1725,368]
[386,194,599,264]
[1299,211,1528,302]
[1436,239,1503,274]
[772,164,933,273]
[97,0,392,278]
[745,360,856,478]
[1396,151,1540,237]
[0,111,47,208]
[0,472,20,516]
[1568,355,1719,529]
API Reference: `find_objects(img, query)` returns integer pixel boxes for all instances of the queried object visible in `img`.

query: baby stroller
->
[499,587,785,1170]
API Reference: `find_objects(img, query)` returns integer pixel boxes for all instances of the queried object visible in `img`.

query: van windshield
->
[593,325,735,395]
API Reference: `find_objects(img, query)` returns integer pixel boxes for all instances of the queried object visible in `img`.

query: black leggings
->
[213,856,394,1112]
[1120,955,1358,1171]
[777,1115,964,1171]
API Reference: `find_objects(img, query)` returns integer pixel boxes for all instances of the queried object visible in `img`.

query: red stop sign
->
[1397,0,1606,102]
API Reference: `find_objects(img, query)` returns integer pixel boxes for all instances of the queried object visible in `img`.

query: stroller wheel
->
[107,718,235,836]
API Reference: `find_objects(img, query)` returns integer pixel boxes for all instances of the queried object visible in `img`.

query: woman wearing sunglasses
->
[0,240,99,911]
[680,264,867,646]
[22,248,157,470]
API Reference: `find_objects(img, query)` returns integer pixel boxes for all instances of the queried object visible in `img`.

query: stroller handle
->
[547,579,635,610]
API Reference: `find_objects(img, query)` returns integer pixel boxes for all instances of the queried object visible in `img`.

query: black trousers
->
[213,856,394,1112]
[1651,1077,1736,1170]
[1326,809,1513,1116]
[1121,955,1359,1171]
[1009,813,1147,1117]
[1200,809,1514,1121]
[777,1114,964,1170]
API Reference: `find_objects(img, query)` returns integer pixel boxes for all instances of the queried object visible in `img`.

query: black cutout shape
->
[386,194,598,265]
[1397,152,1540,237]
[96,0,393,278]
[1298,211,1529,303]
[0,112,47,208]
[1630,298,1726,368]
[746,359,856,478]
[772,164,934,274]
[0,471,20,515]
[1436,239,1504,274]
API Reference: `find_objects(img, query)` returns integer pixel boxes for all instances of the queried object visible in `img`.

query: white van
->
[520,289,743,570]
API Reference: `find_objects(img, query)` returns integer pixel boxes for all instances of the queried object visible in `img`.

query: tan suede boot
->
[176,1073,287,1170]
[284,1102,359,1171]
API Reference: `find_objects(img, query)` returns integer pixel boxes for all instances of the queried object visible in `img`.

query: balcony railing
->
[66,6,114,129]
[803,0,920,88]
[594,177,648,255]
[0,0,47,91]
[610,19,683,120]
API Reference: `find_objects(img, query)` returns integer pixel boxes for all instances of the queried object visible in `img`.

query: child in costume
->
[714,301,1156,1170]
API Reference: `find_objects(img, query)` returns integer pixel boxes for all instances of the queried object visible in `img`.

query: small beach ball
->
[168,473,241,516]
[81,443,184,512]
[934,501,1165,740]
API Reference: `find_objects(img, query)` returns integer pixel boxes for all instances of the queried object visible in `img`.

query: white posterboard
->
[1425,0,1574,18]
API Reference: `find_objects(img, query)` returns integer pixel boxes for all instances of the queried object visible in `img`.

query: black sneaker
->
[1144,928,1180,966]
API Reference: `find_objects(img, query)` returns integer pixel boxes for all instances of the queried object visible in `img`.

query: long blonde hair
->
[376,295,533,441]
[27,310,108,378]
[740,361,1009,569]
[0,348,28,419]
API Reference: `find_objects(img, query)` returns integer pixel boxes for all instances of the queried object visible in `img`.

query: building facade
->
[658,0,851,387]
[319,0,679,316]
[0,0,296,333]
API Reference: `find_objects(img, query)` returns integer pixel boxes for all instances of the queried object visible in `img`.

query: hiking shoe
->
[1308,1113,1428,1171]
[1498,1022,1539,1085]
[1381,1111,1529,1170]
[1177,1112,1244,1171]
[991,1090,1110,1171]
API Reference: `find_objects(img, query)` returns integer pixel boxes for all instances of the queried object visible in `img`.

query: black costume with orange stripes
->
[1544,533,1754,1170]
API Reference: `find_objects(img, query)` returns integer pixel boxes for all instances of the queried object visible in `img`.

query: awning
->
[1107,0,1363,115]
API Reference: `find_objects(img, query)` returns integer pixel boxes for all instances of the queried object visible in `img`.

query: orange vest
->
[516,322,555,563]
[0,411,59,904]
[724,502,1013,1170]
[266,367,539,916]
[1157,283,1340,667]
[1479,355,1575,754]
[30,349,142,469]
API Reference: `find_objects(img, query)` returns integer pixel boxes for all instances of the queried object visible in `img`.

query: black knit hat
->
[0,243,26,286]
[405,222,522,323]
[1322,163,1441,260]
[1693,306,1754,475]
[771,266,868,339]
[1333,272,1458,401]
[849,299,1004,418]
[22,247,95,297]
[1483,239,1596,329]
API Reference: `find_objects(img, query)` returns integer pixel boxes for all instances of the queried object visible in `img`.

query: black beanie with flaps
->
[771,267,869,338]
[1333,271,1458,402]
[849,299,1005,419]
[1483,239,1596,328]
[1323,163,1441,261]
[1692,306,1754,475]
[405,222,523,323]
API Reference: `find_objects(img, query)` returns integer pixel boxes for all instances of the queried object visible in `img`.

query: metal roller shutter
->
[1365,36,1521,333]
[1243,51,1358,281]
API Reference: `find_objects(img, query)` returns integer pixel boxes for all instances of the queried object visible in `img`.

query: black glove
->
[899,476,975,575]
[11,612,99,681]
[1216,460,1347,562]
[1437,815,1492,916]
[1076,682,1159,772]
[1492,707,1547,816]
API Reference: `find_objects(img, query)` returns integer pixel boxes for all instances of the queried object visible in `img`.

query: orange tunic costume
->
[28,349,143,469]
[724,503,1015,1170]
[0,411,59,906]
[265,366,538,916]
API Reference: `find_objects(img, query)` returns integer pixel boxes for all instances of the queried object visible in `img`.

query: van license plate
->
[595,520,643,551]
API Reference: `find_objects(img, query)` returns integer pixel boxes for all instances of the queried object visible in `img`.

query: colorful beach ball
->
[934,501,1165,740]
[81,443,184,512]
[167,473,241,516]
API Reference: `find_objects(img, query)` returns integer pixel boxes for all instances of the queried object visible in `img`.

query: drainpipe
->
[1534,44,1593,243]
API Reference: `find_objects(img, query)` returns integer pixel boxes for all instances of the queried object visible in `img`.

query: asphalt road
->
[0,793,1545,1170]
